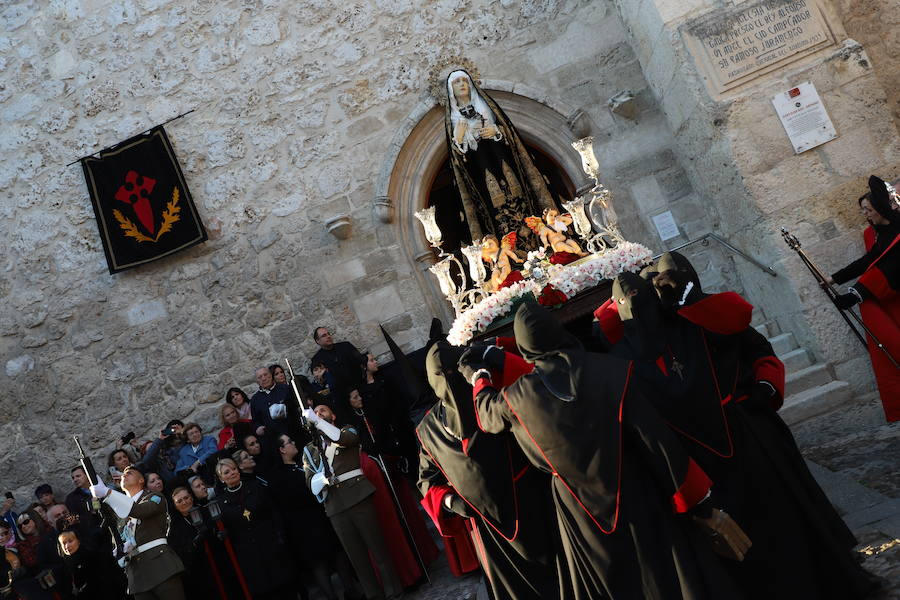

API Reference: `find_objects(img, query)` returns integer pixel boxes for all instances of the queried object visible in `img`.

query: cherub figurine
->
[525,214,587,257]
[544,208,574,234]
[481,232,524,292]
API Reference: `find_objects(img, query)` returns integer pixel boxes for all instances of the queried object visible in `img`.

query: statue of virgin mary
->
[443,70,557,246]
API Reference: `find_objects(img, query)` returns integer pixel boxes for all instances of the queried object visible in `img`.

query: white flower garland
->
[446,242,653,346]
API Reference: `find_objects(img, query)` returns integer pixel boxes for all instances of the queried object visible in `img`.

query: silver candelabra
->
[415,206,488,315]
[566,136,624,253]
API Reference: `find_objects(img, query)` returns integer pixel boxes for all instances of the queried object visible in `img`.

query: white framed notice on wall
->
[652,211,680,241]
[772,81,837,154]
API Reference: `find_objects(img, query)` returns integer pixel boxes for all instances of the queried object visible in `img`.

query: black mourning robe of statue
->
[443,70,558,245]
[607,261,876,600]
[472,302,739,600]
[417,340,563,600]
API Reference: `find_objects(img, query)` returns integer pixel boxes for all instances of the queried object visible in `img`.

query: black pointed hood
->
[613,271,665,361]
[514,302,584,402]
[425,341,477,439]
[654,251,704,311]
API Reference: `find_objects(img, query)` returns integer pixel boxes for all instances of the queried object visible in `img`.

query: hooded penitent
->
[421,341,522,539]
[508,302,626,529]
[653,251,704,311]
[419,338,561,599]
[514,301,585,403]
[613,271,664,361]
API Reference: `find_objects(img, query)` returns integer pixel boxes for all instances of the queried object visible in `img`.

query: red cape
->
[857,228,900,422]
[361,453,440,585]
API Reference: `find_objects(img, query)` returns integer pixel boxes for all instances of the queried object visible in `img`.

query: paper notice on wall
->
[772,81,837,154]
[652,211,680,241]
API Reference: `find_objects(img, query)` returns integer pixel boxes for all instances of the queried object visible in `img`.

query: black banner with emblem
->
[81,125,207,274]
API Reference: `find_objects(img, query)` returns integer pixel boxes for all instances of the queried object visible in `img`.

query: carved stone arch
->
[375,82,593,324]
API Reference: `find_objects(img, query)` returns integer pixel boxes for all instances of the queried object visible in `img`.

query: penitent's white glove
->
[89,478,110,500]
[269,403,287,420]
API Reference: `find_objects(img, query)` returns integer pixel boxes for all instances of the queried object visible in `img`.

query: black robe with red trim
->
[417,416,562,600]
[833,223,900,422]
[609,293,875,599]
[418,349,562,599]
[474,353,740,600]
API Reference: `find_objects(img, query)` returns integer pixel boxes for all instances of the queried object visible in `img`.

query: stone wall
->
[612,0,900,398]
[835,0,900,131]
[0,0,694,494]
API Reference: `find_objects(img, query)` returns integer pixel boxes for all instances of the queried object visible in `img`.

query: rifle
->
[73,436,127,559]
[284,358,332,478]
[781,228,900,369]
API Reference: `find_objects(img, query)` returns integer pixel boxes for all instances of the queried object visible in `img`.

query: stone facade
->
[0,0,696,494]
[1,0,897,496]
[611,0,900,394]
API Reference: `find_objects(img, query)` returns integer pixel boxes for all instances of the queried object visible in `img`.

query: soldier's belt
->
[334,469,364,484]
[134,538,168,555]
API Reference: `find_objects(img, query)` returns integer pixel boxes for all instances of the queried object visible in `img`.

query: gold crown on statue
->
[427,56,483,106]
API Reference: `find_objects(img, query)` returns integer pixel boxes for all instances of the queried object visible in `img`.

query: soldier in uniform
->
[302,404,403,600]
[90,464,186,600]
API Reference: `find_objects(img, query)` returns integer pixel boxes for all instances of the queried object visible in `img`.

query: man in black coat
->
[249,366,302,440]
[311,327,366,391]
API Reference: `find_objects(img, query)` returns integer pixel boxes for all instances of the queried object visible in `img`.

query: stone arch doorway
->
[379,86,591,324]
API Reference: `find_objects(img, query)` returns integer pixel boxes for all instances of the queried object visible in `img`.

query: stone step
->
[754,321,781,338]
[750,309,768,328]
[780,347,813,373]
[770,332,798,356]
[780,380,853,425]
[785,363,834,396]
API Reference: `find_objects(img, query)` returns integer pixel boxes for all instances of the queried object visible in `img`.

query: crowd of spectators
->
[1,327,436,600]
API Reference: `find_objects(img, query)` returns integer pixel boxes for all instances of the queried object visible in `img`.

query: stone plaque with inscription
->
[683,0,835,95]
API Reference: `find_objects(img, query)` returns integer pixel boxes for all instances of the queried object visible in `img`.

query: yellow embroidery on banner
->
[113,187,182,243]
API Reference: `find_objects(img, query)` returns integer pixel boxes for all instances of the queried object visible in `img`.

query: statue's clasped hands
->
[477,125,500,140]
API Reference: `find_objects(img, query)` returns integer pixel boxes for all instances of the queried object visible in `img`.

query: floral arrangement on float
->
[445,241,652,346]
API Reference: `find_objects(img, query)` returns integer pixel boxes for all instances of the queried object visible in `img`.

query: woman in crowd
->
[214,459,296,600]
[358,353,418,475]
[217,404,253,451]
[239,434,275,479]
[12,510,44,574]
[57,524,126,600]
[169,486,242,600]
[146,472,165,494]
[225,387,252,421]
[231,449,269,487]
[12,508,65,600]
[269,364,287,385]
[189,476,211,507]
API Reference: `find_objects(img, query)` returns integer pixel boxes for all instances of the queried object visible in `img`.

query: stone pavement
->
[793,391,900,599]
